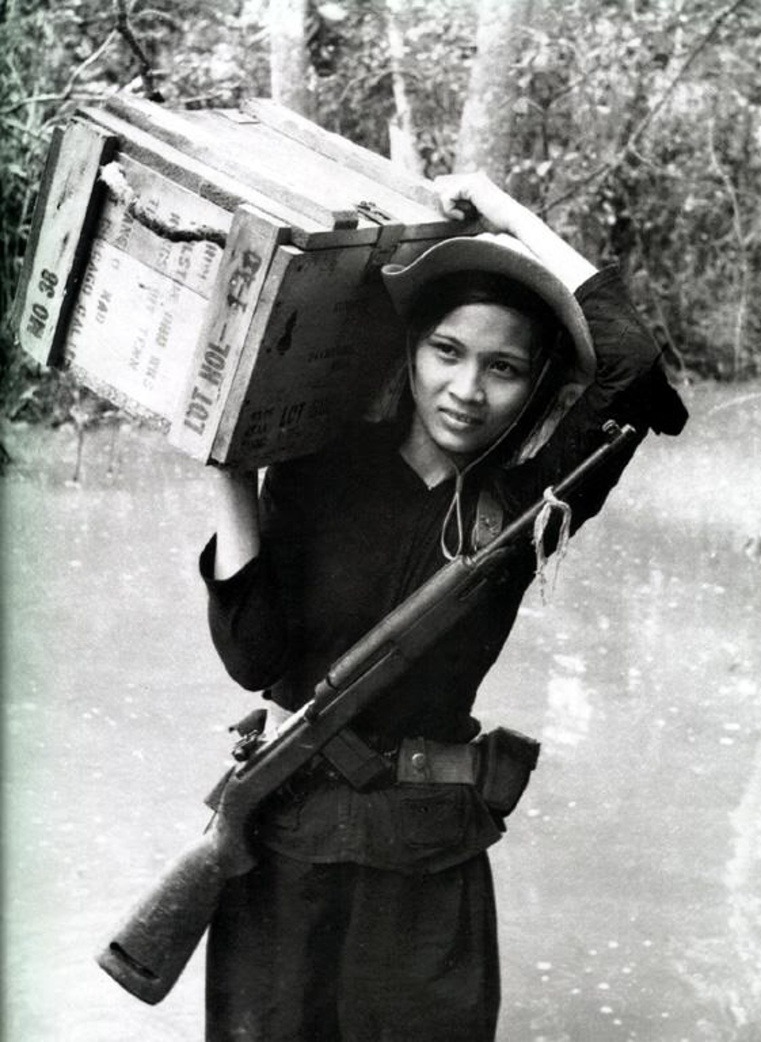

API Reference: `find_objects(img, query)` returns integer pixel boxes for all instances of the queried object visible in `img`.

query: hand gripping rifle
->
[96,421,636,1004]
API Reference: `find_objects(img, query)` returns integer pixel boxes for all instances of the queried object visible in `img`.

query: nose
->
[449,361,485,404]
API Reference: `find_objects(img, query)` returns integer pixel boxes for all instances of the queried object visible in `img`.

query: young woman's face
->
[410,302,537,461]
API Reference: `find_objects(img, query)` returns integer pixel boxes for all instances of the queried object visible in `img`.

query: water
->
[3,381,760,1041]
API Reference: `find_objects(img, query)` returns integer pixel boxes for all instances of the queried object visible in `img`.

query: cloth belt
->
[395,736,479,785]
[317,729,479,789]
[308,727,538,815]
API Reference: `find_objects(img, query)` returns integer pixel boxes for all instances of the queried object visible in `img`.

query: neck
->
[400,414,460,489]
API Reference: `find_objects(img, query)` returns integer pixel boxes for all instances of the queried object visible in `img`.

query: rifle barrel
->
[96,420,637,1004]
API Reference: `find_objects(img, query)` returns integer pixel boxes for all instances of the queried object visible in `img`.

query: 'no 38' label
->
[25,268,60,340]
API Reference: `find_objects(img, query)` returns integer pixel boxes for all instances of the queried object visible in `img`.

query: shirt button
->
[411,751,427,771]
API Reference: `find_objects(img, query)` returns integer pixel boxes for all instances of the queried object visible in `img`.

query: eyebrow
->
[427,332,531,364]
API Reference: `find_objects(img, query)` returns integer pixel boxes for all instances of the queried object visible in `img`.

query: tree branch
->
[621,185,687,374]
[546,0,749,211]
[0,29,118,117]
[336,68,394,108]
[627,0,748,151]
[1,115,50,142]
[114,0,164,102]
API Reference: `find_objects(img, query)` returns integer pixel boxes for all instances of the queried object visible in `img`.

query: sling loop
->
[532,486,572,602]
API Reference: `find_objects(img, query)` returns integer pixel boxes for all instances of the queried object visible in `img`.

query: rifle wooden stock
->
[96,421,637,1003]
[98,832,227,1004]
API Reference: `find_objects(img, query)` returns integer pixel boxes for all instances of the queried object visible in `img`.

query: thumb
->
[433,175,471,219]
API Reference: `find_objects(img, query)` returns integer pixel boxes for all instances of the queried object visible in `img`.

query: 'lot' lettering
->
[182,386,216,437]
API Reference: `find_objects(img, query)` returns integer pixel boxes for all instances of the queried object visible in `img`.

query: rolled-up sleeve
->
[501,266,688,536]
[200,462,307,691]
[574,266,688,437]
[200,536,291,690]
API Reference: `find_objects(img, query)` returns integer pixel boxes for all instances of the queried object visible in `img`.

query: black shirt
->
[199,267,687,870]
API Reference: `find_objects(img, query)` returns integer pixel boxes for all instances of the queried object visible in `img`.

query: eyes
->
[489,355,527,379]
[424,337,530,381]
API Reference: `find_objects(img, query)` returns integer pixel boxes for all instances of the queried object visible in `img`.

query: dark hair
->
[406,269,563,368]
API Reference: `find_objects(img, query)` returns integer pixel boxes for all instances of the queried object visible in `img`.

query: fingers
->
[433,172,486,219]
[432,171,512,232]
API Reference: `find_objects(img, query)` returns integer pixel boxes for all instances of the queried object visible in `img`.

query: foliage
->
[309,0,760,378]
[533,0,761,379]
[311,0,476,174]
[0,0,271,424]
[1,0,759,429]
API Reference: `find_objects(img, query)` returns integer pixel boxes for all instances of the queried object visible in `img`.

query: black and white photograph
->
[2,1,759,1039]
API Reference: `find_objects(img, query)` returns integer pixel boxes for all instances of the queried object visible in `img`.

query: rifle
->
[96,420,636,1004]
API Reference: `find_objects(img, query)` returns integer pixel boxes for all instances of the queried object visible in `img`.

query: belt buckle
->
[396,737,478,785]
[407,737,432,781]
[396,737,435,783]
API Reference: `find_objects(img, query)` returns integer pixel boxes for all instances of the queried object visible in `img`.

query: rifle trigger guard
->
[229,708,268,762]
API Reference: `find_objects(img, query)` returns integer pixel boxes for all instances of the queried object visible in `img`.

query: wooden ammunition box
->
[11,95,465,466]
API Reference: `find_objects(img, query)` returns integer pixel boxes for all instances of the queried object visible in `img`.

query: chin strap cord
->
[441,471,466,561]
[533,486,573,602]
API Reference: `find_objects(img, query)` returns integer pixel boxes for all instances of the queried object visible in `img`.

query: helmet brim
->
[381,234,596,384]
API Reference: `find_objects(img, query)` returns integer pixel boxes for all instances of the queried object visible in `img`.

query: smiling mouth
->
[439,407,484,429]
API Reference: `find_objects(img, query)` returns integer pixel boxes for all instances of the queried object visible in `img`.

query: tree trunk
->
[268,0,313,118]
[455,0,544,185]
[385,0,424,173]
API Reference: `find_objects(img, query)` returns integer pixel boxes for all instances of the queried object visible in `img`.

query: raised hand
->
[433,171,597,292]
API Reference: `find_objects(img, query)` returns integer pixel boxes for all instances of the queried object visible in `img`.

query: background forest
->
[3,6,761,1039]
[1,0,759,430]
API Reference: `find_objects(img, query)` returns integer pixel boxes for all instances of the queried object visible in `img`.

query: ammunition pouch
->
[474,726,541,819]
[317,725,541,823]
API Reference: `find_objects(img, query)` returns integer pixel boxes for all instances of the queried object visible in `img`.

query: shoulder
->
[264,421,400,504]
[574,265,630,307]
[275,420,397,474]
[574,266,688,435]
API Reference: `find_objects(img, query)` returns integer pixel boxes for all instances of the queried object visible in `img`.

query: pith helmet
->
[382,233,596,383]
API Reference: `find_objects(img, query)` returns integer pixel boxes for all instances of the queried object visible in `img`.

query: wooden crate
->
[12,95,466,466]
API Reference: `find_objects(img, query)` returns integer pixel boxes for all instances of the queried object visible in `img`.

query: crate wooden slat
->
[188,109,439,228]
[102,96,361,233]
[172,204,291,455]
[102,96,447,243]
[62,153,232,422]
[12,95,469,467]
[209,235,439,466]
[12,121,117,366]
[79,104,342,247]
[240,97,437,208]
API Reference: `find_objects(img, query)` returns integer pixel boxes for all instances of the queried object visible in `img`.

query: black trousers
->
[206,849,500,1042]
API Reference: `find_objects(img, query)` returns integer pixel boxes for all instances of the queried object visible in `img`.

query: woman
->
[200,173,687,1042]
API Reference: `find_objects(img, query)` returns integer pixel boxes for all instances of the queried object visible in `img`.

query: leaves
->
[1,0,759,431]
